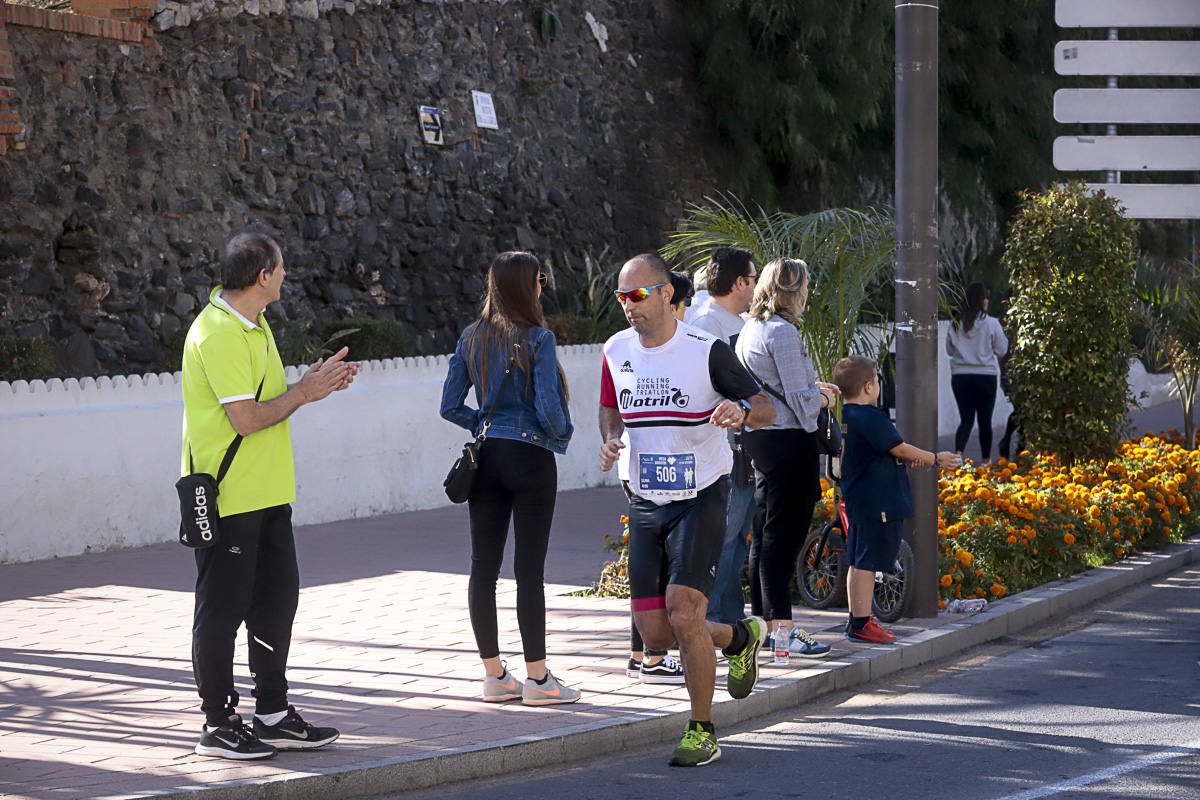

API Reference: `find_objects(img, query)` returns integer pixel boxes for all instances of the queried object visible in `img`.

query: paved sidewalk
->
[1,403,1193,800]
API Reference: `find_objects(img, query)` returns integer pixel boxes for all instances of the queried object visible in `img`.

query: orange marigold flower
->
[940,574,953,587]
[620,515,630,524]
[1063,532,1076,545]
[990,583,1006,597]
[1006,535,1018,544]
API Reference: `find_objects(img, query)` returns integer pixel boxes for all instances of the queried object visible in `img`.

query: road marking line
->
[994,739,1200,800]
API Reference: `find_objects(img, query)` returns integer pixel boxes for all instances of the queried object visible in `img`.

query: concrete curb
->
[97,537,1200,800]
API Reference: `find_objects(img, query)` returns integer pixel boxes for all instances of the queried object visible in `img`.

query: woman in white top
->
[946,282,1009,461]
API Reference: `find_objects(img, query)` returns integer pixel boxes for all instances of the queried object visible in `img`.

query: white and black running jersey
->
[601,322,760,504]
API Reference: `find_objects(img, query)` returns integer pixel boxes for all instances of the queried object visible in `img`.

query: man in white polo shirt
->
[687,248,758,627]
[182,230,355,760]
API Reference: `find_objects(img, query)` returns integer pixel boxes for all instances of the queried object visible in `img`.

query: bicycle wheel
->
[872,538,914,622]
[797,525,848,609]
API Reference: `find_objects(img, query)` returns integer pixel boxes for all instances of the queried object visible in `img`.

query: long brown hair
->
[955,282,988,333]
[466,251,569,399]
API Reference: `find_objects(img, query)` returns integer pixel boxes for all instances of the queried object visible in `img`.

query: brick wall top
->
[2,2,148,42]
[157,0,390,29]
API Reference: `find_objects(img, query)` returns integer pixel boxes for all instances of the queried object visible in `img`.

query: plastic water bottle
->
[946,598,988,614]
[773,622,790,666]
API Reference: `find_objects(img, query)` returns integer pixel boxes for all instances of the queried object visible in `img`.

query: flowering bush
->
[594,515,631,597]
[934,433,1197,606]
[595,434,1198,607]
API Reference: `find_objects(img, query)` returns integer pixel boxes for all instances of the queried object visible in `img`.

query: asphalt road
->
[396,565,1200,800]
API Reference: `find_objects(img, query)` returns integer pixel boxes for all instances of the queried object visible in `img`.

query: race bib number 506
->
[638,453,697,499]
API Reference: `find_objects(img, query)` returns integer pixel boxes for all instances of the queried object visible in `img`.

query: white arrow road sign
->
[1055,136,1200,171]
[1057,0,1200,27]
[1086,184,1200,220]
[1056,41,1200,76]
[1055,89,1200,123]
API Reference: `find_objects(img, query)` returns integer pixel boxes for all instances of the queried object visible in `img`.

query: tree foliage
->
[1003,183,1139,465]
[683,0,1062,268]
[683,1,892,201]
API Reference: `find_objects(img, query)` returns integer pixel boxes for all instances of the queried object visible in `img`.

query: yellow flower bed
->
[814,433,1198,609]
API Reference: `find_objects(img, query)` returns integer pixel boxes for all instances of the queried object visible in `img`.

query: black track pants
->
[192,504,299,726]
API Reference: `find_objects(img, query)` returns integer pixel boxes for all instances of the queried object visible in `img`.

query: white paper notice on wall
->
[472,91,499,130]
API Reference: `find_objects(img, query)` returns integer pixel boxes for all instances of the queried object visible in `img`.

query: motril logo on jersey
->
[619,376,690,410]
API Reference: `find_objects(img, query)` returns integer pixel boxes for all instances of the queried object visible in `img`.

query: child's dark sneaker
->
[194,714,276,760]
[253,706,340,750]
[845,617,897,644]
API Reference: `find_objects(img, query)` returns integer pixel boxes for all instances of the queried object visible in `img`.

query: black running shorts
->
[626,476,730,611]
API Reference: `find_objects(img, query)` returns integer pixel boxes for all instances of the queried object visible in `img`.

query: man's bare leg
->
[665,584,717,721]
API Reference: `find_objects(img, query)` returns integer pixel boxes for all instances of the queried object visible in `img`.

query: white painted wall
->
[0,345,617,564]
[0,329,1178,564]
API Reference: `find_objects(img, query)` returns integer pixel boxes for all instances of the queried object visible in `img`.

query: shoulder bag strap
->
[477,347,517,440]
[210,376,266,484]
[740,361,795,418]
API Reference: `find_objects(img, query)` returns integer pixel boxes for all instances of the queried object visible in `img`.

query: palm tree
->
[661,194,895,379]
[1137,273,1200,449]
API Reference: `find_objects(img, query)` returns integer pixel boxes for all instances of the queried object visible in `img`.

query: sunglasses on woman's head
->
[537,273,548,287]
[614,283,667,303]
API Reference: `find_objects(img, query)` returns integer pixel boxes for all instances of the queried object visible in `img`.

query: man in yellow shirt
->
[182,230,356,760]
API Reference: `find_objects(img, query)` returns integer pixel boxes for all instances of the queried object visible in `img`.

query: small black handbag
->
[176,378,263,549]
[443,354,515,504]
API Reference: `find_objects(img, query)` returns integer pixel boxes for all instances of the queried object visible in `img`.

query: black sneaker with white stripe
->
[641,653,686,684]
[194,714,276,760]
[253,705,340,750]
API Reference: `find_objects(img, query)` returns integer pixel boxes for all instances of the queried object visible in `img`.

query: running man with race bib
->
[599,253,775,767]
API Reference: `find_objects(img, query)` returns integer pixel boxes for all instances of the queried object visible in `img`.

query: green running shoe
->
[725,615,766,699]
[668,722,721,767]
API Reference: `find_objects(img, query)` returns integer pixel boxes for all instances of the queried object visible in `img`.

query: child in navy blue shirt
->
[833,355,960,643]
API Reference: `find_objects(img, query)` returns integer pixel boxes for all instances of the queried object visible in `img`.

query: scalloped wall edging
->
[0,344,604,399]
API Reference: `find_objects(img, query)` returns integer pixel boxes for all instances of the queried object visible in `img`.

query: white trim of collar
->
[213,290,260,330]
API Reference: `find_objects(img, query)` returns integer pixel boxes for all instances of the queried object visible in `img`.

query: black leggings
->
[743,428,820,621]
[952,373,999,460]
[467,437,557,663]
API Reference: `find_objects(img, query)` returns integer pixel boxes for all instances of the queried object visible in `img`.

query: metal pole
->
[895,0,939,618]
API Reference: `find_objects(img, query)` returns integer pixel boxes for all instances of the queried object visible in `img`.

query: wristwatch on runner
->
[736,398,752,421]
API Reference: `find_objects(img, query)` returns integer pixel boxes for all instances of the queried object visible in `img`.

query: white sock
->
[256,709,287,727]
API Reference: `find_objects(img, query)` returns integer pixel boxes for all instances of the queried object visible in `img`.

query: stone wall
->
[0,0,723,376]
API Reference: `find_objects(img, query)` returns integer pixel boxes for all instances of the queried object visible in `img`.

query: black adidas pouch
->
[176,472,222,548]
[176,378,263,549]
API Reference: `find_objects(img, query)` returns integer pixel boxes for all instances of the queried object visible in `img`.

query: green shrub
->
[269,317,319,368]
[1003,182,1139,465]
[541,248,626,345]
[0,337,58,382]
[545,314,598,346]
[322,317,415,361]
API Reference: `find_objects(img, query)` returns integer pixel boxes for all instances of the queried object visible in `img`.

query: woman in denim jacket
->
[440,251,579,706]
